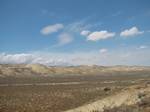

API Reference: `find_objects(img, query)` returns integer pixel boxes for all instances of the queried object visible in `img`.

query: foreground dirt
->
[65,84,150,112]
[0,75,150,112]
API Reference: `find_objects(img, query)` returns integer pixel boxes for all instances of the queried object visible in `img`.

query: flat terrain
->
[0,75,150,112]
[0,64,150,112]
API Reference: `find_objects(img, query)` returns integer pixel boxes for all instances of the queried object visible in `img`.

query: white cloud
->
[40,23,64,35]
[0,48,150,66]
[0,53,34,64]
[99,49,108,53]
[120,26,143,37]
[139,45,148,49]
[64,21,91,33]
[80,30,91,36]
[87,31,115,41]
[0,53,70,66]
[57,33,73,46]
[120,53,131,58]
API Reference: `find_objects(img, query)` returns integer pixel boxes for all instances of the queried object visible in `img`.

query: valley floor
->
[0,74,150,112]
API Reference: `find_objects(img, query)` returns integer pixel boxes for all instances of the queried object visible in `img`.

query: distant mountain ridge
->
[0,64,150,77]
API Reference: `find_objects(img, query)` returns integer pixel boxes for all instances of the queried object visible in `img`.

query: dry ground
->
[0,74,150,112]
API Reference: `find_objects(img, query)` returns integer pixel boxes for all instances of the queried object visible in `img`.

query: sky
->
[0,0,150,66]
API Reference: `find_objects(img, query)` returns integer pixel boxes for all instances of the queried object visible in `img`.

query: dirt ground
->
[0,74,150,112]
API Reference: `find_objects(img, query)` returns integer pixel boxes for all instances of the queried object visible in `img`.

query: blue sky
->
[0,0,150,66]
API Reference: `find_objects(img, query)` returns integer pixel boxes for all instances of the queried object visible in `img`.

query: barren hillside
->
[0,64,150,77]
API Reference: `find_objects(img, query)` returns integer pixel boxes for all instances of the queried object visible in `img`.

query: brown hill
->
[0,64,150,77]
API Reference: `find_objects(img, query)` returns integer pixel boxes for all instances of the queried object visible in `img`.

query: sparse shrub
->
[104,105,139,112]
[103,87,111,92]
